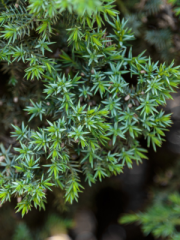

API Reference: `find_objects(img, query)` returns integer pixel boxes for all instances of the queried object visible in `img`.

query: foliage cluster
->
[120,192,180,240]
[117,1,180,240]
[120,159,180,240]
[0,0,179,218]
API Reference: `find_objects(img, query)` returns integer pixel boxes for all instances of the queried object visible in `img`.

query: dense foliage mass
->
[117,1,180,240]
[0,0,179,217]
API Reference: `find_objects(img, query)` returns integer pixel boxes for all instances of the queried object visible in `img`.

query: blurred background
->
[1,0,180,239]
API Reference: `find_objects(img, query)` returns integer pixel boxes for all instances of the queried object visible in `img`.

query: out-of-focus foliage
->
[118,0,180,64]
[12,214,72,240]
[168,0,180,15]
[0,0,180,218]
[120,159,180,240]
[120,193,180,240]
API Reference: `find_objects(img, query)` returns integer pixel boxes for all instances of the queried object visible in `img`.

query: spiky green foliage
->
[120,192,180,240]
[119,159,180,240]
[0,0,179,217]
[117,2,180,240]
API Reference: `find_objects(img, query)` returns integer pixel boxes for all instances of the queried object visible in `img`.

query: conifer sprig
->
[0,0,179,216]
